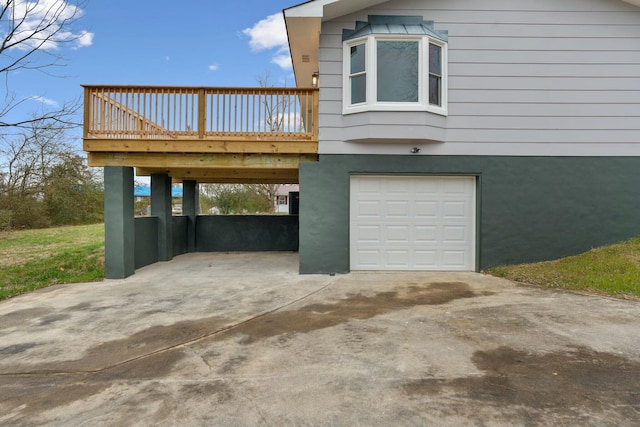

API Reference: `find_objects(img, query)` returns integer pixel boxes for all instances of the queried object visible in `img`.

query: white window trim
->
[342,34,448,116]
[277,195,288,205]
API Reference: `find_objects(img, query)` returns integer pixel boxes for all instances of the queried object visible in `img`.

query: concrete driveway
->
[0,252,639,427]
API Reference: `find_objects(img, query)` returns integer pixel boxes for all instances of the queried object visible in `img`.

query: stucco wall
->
[196,215,299,252]
[172,216,188,257]
[299,154,640,274]
[134,216,158,269]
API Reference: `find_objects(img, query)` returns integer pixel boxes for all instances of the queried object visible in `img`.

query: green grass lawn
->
[486,237,640,300]
[0,224,105,300]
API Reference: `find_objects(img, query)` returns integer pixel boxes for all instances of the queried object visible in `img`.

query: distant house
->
[275,184,300,213]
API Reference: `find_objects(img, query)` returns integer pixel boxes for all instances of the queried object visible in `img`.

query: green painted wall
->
[299,155,640,274]
[173,216,188,257]
[133,216,189,270]
[135,217,158,269]
[196,215,299,252]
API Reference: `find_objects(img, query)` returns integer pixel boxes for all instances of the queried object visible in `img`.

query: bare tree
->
[246,183,280,213]
[0,114,81,228]
[199,183,272,215]
[1,116,70,197]
[0,0,90,131]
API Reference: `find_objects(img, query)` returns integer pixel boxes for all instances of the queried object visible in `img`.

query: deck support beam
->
[151,173,173,262]
[104,166,135,279]
[183,180,198,253]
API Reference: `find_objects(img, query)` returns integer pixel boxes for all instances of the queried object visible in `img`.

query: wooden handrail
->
[91,91,174,137]
[83,85,319,141]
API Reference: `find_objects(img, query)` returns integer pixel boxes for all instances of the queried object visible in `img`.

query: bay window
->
[342,17,448,115]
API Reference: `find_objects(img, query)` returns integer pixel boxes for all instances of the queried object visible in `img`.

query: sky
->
[4,0,301,138]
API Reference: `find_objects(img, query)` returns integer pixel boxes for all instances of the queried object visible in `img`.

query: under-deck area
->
[83,85,318,278]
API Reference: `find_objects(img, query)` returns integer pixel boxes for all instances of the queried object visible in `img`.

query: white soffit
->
[284,0,388,21]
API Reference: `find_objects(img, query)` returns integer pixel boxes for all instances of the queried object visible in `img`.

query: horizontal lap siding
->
[319,0,640,155]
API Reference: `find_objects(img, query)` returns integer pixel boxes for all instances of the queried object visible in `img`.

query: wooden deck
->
[83,85,319,183]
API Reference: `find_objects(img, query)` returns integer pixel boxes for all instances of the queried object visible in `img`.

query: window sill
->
[343,103,448,117]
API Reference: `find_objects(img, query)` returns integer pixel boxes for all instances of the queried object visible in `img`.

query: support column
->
[183,180,198,252]
[151,173,173,261]
[104,166,135,279]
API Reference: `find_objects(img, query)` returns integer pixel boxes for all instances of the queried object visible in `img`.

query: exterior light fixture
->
[311,71,319,87]
[410,147,421,154]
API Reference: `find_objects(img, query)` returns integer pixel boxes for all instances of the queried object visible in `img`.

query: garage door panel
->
[356,225,381,242]
[443,178,471,194]
[413,250,439,268]
[414,180,439,194]
[386,201,410,217]
[355,200,382,218]
[442,225,468,243]
[358,178,384,194]
[387,250,411,268]
[415,201,438,217]
[442,250,468,269]
[355,250,382,268]
[443,201,468,218]
[386,225,410,243]
[351,176,476,271]
[387,179,411,195]
[414,225,438,243]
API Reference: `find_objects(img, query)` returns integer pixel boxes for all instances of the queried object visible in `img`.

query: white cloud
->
[73,30,93,49]
[29,96,59,107]
[208,64,219,72]
[243,13,291,70]
[243,13,287,52]
[271,51,292,70]
[7,0,93,51]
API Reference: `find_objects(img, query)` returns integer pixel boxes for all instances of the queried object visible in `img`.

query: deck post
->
[104,166,135,279]
[183,180,198,252]
[198,88,206,139]
[151,173,173,262]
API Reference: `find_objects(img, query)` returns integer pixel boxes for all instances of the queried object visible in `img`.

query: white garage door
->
[350,176,476,271]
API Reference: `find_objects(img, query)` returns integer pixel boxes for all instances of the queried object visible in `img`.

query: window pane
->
[429,75,441,106]
[350,44,366,74]
[351,74,366,104]
[377,41,418,102]
[429,43,442,75]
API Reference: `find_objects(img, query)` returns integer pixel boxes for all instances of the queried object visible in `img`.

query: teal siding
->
[299,155,640,274]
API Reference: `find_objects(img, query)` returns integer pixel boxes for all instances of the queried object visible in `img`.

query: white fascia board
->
[284,0,338,18]
[622,0,640,6]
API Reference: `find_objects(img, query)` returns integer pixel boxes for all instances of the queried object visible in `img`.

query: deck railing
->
[83,85,319,141]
